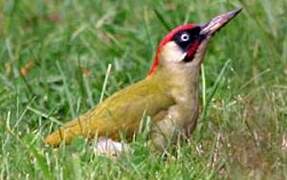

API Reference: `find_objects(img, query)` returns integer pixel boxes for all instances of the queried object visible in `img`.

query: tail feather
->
[44,127,79,147]
[44,117,97,147]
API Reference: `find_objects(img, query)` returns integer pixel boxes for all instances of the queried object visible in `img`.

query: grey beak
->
[200,8,242,36]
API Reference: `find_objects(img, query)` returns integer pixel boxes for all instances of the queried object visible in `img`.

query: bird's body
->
[45,71,175,145]
[45,8,242,151]
[45,63,200,148]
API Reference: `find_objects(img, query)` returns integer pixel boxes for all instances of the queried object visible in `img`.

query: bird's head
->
[148,8,242,76]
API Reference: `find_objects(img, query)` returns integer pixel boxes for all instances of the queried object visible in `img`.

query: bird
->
[44,8,242,152]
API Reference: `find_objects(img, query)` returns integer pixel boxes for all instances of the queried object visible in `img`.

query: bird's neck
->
[150,65,200,106]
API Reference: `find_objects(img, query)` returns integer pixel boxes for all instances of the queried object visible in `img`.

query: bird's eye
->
[180,33,190,42]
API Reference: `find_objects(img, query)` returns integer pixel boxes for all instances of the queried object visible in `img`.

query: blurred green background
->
[0,0,286,179]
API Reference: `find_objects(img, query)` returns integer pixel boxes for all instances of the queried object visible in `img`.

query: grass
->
[0,0,286,179]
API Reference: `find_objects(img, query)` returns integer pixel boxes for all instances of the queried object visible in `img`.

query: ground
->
[0,0,286,179]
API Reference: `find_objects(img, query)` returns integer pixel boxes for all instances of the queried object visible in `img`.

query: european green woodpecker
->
[44,8,242,152]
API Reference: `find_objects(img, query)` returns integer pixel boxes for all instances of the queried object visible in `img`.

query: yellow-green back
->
[82,74,175,138]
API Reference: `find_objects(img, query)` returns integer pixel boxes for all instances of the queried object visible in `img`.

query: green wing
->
[45,77,175,146]
[82,77,175,138]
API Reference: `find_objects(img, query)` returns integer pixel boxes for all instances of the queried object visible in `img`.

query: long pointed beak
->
[200,8,242,37]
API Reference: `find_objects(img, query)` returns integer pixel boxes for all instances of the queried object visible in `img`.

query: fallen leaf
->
[81,66,92,77]
[20,60,35,77]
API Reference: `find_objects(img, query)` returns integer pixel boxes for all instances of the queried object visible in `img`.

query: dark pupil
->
[174,27,201,51]
[181,34,189,41]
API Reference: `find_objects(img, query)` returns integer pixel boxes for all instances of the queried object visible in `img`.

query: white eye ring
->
[181,33,190,42]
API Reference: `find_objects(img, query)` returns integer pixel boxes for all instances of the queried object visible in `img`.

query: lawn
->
[0,0,286,179]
